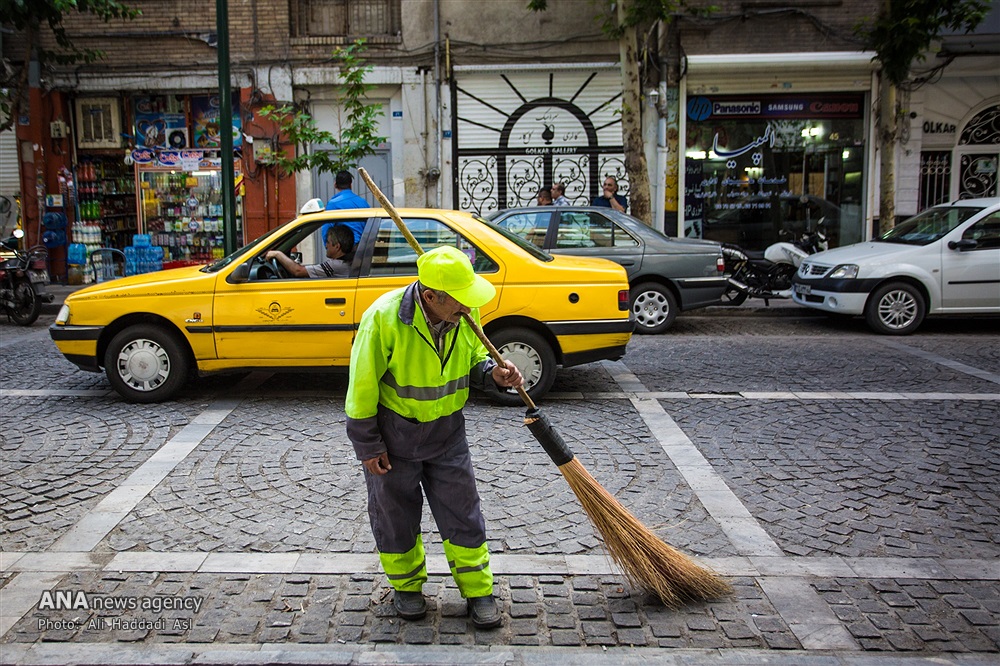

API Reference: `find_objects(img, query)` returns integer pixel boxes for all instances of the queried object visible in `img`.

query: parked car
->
[486,206,727,333]
[791,197,1000,334]
[50,204,634,404]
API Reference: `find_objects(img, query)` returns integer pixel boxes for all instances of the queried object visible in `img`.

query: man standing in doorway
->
[345,245,523,629]
[324,170,370,244]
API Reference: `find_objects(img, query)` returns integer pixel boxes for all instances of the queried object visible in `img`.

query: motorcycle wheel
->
[9,281,41,326]
[769,264,797,292]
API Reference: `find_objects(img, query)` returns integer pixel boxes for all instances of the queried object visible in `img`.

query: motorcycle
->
[1,229,54,325]
[721,224,829,306]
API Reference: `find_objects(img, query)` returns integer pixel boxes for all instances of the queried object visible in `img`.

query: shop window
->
[291,0,401,39]
[683,93,866,252]
[75,97,122,150]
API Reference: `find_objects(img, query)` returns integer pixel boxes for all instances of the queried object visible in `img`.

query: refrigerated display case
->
[74,155,138,251]
[138,162,243,266]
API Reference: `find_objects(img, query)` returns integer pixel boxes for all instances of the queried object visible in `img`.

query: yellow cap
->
[417,246,496,308]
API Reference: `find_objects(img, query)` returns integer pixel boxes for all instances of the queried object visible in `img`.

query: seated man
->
[266,224,355,278]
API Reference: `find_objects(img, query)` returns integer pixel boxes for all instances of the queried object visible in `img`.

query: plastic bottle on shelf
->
[124,246,137,276]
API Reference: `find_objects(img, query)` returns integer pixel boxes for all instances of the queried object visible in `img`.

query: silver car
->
[486,207,727,333]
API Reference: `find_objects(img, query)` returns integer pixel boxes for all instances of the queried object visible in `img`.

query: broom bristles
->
[559,458,732,608]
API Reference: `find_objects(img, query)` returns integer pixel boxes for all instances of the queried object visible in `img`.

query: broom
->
[357,168,731,607]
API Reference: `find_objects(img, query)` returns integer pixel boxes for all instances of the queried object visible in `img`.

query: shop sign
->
[687,94,864,121]
[922,120,957,135]
[158,151,183,168]
[131,148,157,165]
[191,94,242,149]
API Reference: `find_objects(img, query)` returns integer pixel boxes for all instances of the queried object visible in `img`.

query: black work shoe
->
[467,595,502,629]
[393,591,427,620]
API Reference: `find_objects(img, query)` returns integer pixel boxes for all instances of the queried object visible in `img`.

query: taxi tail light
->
[716,257,725,273]
[618,289,630,311]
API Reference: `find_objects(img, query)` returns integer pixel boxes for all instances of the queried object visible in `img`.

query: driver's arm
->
[265,250,308,278]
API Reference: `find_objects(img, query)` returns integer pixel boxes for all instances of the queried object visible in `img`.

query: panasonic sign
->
[713,101,761,116]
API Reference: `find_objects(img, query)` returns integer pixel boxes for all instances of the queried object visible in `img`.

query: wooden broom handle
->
[358,168,536,411]
[459,312,537,410]
[358,168,424,257]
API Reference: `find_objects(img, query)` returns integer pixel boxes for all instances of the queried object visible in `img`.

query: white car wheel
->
[865,282,926,335]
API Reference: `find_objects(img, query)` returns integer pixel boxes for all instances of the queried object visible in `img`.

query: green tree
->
[855,0,989,233]
[0,0,140,131]
[257,40,386,177]
[529,0,698,225]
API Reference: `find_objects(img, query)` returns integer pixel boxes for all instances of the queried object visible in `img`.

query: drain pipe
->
[433,0,443,208]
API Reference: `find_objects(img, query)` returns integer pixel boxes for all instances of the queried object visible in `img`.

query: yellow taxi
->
[50,204,634,403]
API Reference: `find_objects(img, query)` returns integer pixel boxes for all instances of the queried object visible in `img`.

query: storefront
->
[683,92,868,254]
[914,89,1000,209]
[68,93,243,279]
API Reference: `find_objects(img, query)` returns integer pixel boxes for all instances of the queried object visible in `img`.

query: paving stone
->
[550,629,582,646]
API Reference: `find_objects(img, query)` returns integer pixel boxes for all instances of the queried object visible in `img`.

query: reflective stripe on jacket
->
[346,282,492,459]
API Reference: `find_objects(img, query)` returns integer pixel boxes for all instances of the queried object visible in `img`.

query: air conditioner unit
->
[75,97,122,149]
[167,129,189,149]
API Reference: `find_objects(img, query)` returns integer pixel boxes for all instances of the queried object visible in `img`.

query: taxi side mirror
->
[228,262,250,283]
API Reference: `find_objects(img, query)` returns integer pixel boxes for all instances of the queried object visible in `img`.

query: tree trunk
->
[878,72,897,236]
[618,1,651,224]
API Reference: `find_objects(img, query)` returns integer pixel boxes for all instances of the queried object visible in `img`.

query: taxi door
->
[212,274,358,364]
[211,220,362,365]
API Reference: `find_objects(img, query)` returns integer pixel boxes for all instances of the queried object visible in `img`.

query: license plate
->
[28,270,49,283]
[793,283,811,295]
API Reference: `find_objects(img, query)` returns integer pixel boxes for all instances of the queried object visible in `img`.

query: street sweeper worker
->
[345,245,523,629]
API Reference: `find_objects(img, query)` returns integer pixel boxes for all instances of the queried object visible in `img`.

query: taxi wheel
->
[630,282,677,334]
[864,281,926,335]
[488,328,556,407]
[104,324,190,403]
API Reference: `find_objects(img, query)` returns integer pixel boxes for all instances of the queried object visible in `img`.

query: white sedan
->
[791,198,1000,334]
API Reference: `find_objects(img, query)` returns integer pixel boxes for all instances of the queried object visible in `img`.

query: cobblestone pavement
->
[1,313,998,665]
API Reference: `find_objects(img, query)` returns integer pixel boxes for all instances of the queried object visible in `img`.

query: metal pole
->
[216,0,238,254]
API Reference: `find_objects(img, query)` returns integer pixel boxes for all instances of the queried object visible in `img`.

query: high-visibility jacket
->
[346,282,493,460]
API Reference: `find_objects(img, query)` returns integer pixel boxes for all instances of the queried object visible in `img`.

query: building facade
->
[2,0,998,277]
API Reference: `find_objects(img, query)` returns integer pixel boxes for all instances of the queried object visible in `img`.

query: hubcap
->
[496,341,542,391]
[117,338,170,392]
[632,291,667,329]
[878,290,917,330]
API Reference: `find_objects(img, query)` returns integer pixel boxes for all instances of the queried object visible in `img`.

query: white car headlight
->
[828,264,859,279]
[56,304,70,325]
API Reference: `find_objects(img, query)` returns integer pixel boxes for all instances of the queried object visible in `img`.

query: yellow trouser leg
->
[443,539,493,598]
[379,536,427,592]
